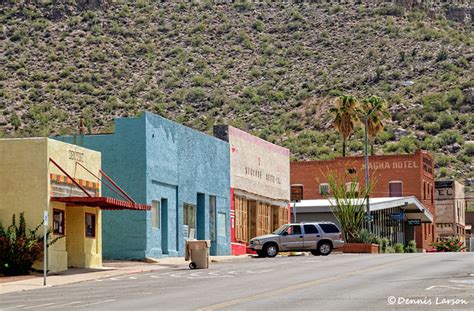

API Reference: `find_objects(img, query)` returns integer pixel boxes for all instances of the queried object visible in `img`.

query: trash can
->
[185,240,211,269]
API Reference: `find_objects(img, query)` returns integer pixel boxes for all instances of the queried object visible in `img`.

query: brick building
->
[434,180,466,242]
[291,150,436,250]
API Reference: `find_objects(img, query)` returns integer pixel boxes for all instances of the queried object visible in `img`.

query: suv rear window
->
[319,224,340,233]
[304,225,319,234]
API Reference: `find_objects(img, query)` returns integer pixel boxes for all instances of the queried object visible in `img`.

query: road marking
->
[170,273,185,278]
[150,275,161,279]
[197,256,425,310]
[0,305,26,310]
[425,285,468,290]
[72,299,115,308]
[450,279,474,285]
[45,301,84,309]
[191,272,203,277]
[23,303,56,309]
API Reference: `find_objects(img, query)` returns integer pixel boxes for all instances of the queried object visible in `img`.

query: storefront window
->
[209,196,216,241]
[183,204,196,239]
[53,209,65,235]
[217,212,226,237]
[85,213,96,238]
[152,200,160,229]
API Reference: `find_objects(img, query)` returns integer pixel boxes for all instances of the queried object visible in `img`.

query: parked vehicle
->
[249,222,344,257]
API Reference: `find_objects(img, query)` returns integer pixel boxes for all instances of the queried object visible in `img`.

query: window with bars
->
[319,183,330,195]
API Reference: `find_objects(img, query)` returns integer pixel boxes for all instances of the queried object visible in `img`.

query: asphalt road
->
[0,252,473,311]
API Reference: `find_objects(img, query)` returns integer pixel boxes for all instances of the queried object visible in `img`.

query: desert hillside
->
[0,1,472,179]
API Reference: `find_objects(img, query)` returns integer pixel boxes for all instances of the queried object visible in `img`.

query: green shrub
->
[446,88,464,107]
[394,243,404,253]
[437,114,455,129]
[405,240,417,253]
[423,122,440,134]
[375,5,404,16]
[0,213,54,276]
[422,94,449,112]
[385,246,395,253]
[379,238,389,253]
[252,20,264,32]
[437,130,463,145]
[464,143,474,156]
[354,229,379,244]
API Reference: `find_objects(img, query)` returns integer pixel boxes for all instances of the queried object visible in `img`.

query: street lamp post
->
[364,114,371,233]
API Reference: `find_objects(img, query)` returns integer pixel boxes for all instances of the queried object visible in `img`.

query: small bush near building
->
[430,237,466,252]
[354,229,379,244]
[378,237,390,253]
[385,246,395,253]
[394,243,404,253]
[405,240,417,253]
[0,213,44,276]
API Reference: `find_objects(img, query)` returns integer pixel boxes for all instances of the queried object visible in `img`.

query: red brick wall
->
[290,150,436,250]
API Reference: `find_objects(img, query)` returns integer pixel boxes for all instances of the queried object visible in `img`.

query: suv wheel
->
[310,250,320,256]
[256,250,266,258]
[263,243,278,258]
[318,241,332,256]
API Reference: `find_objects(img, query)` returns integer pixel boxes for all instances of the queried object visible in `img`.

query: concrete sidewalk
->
[0,255,248,295]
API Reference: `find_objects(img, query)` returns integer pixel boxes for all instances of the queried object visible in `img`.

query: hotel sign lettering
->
[363,160,418,170]
[68,149,84,163]
[244,166,281,185]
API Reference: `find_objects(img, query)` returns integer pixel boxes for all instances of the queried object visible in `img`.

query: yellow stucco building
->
[0,138,103,272]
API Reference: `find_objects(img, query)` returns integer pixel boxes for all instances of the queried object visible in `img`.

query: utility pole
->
[364,114,371,233]
[43,211,48,286]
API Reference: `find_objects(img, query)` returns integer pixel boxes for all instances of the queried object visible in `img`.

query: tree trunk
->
[342,139,346,157]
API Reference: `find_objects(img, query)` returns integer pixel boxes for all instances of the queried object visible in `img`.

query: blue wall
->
[56,112,231,259]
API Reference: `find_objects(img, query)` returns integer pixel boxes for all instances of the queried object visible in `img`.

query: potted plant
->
[327,174,378,253]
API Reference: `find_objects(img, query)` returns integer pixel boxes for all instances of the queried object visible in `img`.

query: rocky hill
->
[0,1,473,179]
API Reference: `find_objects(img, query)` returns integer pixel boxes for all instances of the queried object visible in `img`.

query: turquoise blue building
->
[56,112,231,259]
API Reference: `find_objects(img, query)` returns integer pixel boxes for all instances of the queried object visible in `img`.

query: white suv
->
[249,222,344,257]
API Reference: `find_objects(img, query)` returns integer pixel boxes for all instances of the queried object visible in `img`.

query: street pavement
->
[0,252,473,310]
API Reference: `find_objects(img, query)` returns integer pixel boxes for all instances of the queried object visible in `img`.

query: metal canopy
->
[294,196,433,223]
[51,197,150,211]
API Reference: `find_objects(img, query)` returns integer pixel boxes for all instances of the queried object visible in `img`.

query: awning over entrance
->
[51,197,150,211]
[294,196,433,223]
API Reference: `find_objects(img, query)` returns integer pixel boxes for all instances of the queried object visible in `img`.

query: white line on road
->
[45,301,84,309]
[150,275,161,279]
[22,303,56,309]
[72,299,115,308]
[191,272,203,277]
[0,305,26,310]
[425,285,468,290]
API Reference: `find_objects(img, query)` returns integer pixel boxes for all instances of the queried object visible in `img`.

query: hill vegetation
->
[0,1,473,179]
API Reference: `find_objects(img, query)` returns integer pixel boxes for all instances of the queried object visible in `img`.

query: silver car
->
[249,222,344,257]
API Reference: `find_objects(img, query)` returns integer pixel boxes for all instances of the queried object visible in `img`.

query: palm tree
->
[330,95,360,157]
[362,96,391,155]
